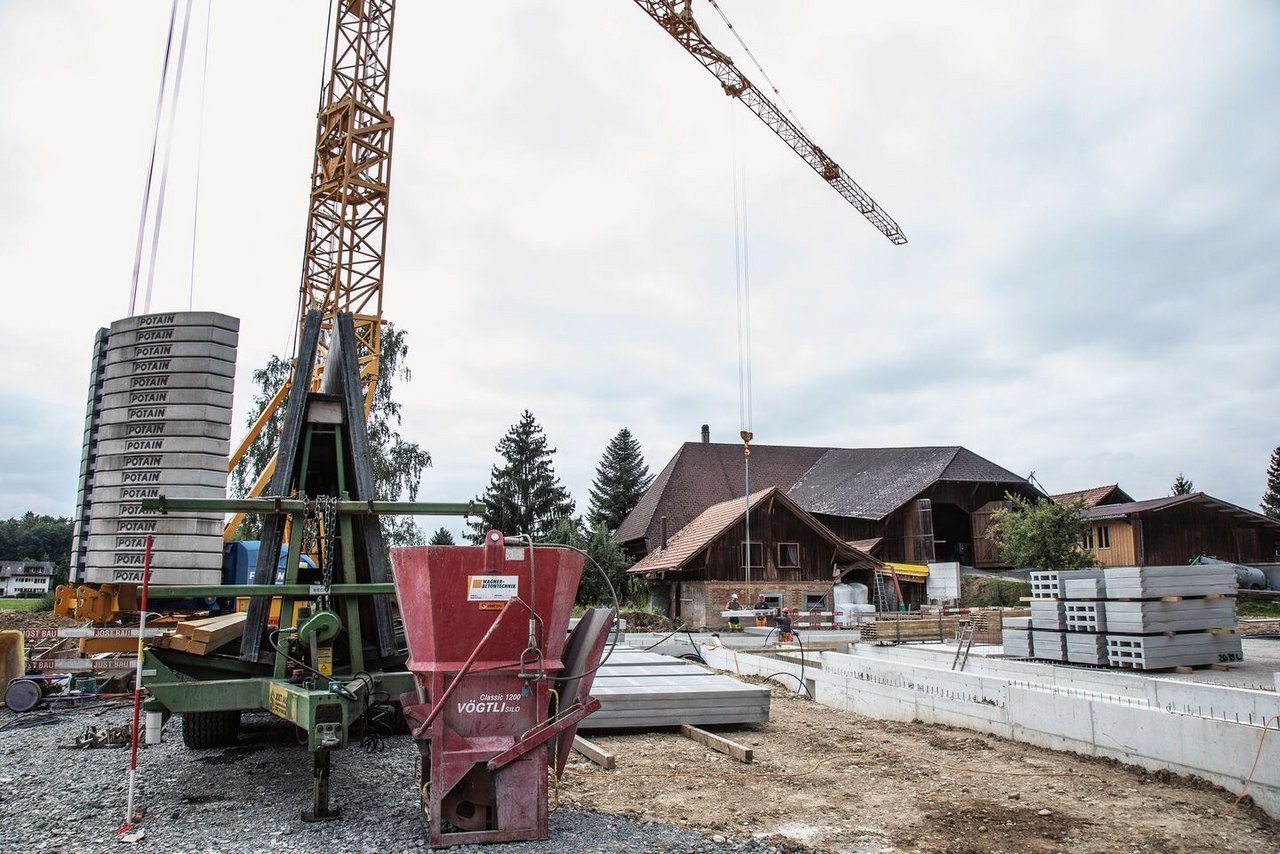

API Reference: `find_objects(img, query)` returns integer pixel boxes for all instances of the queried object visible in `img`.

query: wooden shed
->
[1081,493,1280,567]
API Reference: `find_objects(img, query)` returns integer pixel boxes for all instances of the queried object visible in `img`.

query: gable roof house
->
[617,430,1041,576]
[1051,484,1135,509]
[627,486,881,628]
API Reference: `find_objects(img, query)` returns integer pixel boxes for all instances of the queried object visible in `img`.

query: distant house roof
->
[1052,484,1134,509]
[617,442,1034,553]
[788,446,1030,521]
[628,486,880,576]
[1082,493,1280,530]
[0,560,55,578]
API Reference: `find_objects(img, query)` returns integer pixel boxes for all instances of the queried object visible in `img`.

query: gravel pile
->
[0,706,807,854]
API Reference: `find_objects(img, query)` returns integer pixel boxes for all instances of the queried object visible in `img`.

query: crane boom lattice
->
[300,0,397,407]
[632,0,907,245]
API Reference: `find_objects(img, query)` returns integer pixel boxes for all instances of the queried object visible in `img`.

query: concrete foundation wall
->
[698,643,1280,817]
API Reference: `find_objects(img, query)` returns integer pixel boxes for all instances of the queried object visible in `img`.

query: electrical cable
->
[267,629,358,701]
[1234,714,1279,807]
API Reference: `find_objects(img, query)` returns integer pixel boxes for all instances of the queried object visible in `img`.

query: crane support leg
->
[302,749,342,822]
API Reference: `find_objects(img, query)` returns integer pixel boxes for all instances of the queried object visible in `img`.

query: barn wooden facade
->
[1081,493,1280,567]
[628,487,881,629]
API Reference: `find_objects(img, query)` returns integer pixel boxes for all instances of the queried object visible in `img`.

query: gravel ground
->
[0,706,800,854]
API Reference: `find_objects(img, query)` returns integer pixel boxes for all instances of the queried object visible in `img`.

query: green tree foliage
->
[0,513,73,586]
[543,517,638,606]
[1171,473,1195,495]
[587,428,654,533]
[230,323,431,546]
[987,495,1096,570]
[469,411,574,542]
[428,527,455,545]
[1262,446,1280,520]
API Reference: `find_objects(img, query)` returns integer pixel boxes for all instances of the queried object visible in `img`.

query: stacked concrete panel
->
[79,312,238,586]
[1029,571,1061,599]
[1102,565,1236,599]
[70,328,109,583]
[1065,632,1109,666]
[1107,633,1244,670]
[1031,629,1066,661]
[1062,574,1106,600]
[1104,599,1237,634]
[1064,601,1106,633]
[1002,616,1033,658]
[1030,599,1066,630]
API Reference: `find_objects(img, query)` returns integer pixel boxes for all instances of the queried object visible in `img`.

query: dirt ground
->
[559,678,1280,854]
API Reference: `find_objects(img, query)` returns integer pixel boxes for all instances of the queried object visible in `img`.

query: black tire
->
[182,710,241,749]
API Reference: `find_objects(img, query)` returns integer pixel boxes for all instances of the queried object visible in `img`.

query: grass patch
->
[961,575,1031,607]
[1237,596,1280,618]
[0,598,45,611]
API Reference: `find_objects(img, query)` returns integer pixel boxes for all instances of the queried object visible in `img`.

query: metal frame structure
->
[631,0,907,245]
[226,0,397,539]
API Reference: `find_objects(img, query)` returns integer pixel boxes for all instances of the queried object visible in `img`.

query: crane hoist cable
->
[127,0,182,316]
[188,0,212,312]
[140,0,196,315]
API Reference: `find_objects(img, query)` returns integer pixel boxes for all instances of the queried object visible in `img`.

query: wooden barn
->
[616,432,1040,571]
[1078,492,1280,568]
[627,486,881,629]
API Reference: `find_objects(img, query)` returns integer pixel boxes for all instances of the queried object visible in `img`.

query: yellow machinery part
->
[0,630,24,686]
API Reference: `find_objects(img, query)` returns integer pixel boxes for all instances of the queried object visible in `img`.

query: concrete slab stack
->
[1064,601,1106,633]
[1030,600,1066,631]
[1002,616,1033,658]
[74,312,239,587]
[580,646,771,729]
[1030,629,1066,661]
[1100,565,1241,670]
[1065,632,1109,665]
[70,328,109,582]
[1107,633,1244,670]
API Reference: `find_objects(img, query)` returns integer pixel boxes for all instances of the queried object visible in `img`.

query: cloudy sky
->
[1,1,1277,535]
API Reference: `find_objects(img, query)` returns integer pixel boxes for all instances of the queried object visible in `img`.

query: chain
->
[317,495,339,592]
[300,501,319,555]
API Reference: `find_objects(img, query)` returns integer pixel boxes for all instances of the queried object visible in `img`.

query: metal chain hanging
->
[317,495,339,593]
[301,499,320,555]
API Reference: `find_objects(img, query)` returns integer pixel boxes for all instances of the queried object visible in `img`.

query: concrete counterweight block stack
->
[77,312,239,586]
[1027,570,1107,664]
[1103,565,1242,670]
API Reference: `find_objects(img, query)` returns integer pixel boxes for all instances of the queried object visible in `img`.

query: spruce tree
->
[587,428,654,532]
[469,411,575,541]
[1262,446,1280,520]
[428,527,455,545]
[1171,473,1195,495]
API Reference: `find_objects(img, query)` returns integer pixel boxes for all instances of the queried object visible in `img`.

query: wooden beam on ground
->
[681,724,753,763]
[572,736,615,770]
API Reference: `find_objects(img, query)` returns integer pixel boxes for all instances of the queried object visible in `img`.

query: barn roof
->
[617,442,1034,553]
[787,446,1030,521]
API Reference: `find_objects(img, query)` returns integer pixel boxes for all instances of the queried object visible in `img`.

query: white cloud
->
[0,0,1277,525]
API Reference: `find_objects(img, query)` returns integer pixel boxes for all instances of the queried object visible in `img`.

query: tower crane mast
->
[226,0,396,536]
[632,0,907,245]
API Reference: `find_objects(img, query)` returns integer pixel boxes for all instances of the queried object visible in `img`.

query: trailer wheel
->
[182,710,241,749]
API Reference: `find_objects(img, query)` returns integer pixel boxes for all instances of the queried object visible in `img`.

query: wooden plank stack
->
[859,616,959,643]
[151,612,247,656]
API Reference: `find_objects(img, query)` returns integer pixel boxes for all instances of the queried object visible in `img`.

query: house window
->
[1083,528,1095,550]
[741,541,763,569]
[778,543,800,568]
[762,592,783,612]
[1096,525,1111,549]
[804,592,828,611]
